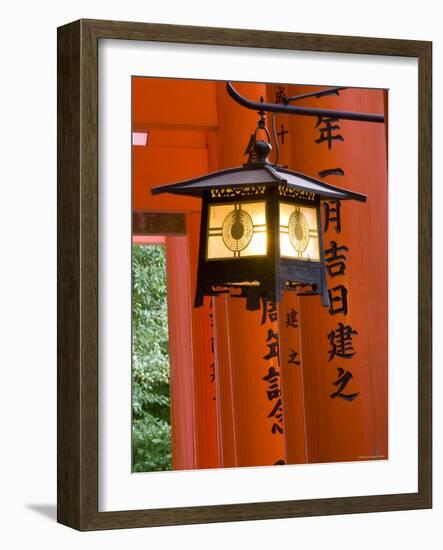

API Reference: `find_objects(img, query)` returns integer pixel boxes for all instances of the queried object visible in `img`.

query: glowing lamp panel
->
[206,201,267,259]
[279,202,320,261]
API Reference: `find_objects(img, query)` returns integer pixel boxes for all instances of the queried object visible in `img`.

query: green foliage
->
[132,245,172,472]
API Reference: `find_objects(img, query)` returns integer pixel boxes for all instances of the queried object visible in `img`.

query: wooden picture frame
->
[57,19,432,530]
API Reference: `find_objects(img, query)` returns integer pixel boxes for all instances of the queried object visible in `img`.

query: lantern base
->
[194,267,330,311]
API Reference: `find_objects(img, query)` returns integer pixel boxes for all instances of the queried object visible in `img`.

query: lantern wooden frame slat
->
[57,18,432,530]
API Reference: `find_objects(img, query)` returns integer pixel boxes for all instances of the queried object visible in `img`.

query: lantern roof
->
[151,162,367,202]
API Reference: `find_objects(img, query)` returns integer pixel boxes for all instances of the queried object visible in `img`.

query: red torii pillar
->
[210,82,286,467]
[285,85,388,463]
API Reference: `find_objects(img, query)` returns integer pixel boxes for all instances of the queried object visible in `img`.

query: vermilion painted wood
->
[132,77,216,212]
[165,236,196,470]
[132,235,165,245]
[225,300,287,466]
[165,221,219,471]
[206,128,239,467]
[212,295,238,467]
[187,212,219,469]
[288,86,388,463]
[278,292,308,464]
[133,84,218,468]
[266,86,309,464]
[209,82,285,466]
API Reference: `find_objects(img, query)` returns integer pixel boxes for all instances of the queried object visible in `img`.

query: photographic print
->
[57,19,431,529]
[131,77,388,473]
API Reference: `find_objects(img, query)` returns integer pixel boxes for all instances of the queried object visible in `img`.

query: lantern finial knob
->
[244,132,272,166]
[253,139,272,163]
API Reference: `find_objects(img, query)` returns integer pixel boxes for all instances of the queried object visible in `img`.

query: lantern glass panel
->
[279,201,320,261]
[206,200,267,259]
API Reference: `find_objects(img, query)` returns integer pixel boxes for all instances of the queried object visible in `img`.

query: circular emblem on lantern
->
[222,208,254,252]
[288,209,310,252]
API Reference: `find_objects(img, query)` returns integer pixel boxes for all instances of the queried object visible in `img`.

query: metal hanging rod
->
[284,86,348,103]
[226,82,385,123]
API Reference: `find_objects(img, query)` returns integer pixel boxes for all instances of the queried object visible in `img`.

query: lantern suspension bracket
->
[244,99,273,166]
[226,82,385,123]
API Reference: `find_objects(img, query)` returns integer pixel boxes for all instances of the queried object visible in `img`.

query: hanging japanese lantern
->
[152,128,366,311]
